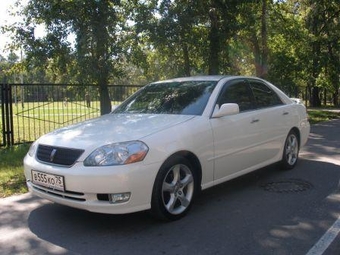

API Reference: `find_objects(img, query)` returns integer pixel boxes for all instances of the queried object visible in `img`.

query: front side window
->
[113,81,217,115]
[217,80,255,112]
[249,81,283,108]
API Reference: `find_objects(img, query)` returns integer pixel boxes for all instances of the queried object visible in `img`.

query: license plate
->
[31,170,65,191]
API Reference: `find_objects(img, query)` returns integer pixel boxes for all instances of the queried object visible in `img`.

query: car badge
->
[50,149,57,162]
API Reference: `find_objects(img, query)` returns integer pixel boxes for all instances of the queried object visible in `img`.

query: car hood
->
[37,114,195,149]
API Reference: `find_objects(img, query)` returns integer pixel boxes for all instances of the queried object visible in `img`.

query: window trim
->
[246,79,284,109]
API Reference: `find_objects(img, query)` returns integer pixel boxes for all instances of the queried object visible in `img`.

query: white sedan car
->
[24,76,310,221]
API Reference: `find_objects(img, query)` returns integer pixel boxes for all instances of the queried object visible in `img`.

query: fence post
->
[1,79,14,147]
[1,82,3,147]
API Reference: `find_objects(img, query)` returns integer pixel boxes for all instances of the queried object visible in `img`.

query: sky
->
[0,0,28,57]
[0,0,72,59]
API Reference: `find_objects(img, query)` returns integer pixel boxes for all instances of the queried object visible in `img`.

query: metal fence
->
[1,83,143,147]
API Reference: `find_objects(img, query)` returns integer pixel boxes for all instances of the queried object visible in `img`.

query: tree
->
[0,55,11,82]
[266,0,310,96]
[131,0,246,76]
[130,0,205,77]
[11,0,128,114]
[5,0,339,107]
[237,0,270,78]
[304,0,340,106]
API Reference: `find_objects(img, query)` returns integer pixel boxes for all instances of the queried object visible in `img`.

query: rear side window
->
[248,81,283,108]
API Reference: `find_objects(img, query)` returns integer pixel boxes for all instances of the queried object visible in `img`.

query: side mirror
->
[212,103,240,118]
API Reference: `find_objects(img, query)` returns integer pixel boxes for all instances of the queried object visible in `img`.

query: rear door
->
[247,79,289,162]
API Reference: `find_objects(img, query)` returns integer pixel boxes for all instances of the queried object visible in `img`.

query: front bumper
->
[24,155,160,214]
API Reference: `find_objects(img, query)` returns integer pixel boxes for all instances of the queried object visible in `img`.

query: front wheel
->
[151,156,197,221]
[281,130,300,170]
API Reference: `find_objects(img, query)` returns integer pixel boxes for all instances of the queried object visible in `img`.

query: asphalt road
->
[1,119,340,255]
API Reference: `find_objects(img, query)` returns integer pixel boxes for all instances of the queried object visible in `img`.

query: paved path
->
[1,119,340,255]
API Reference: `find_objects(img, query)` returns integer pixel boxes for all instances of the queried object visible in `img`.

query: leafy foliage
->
[1,0,339,107]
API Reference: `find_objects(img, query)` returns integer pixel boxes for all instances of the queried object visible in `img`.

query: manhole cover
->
[261,179,313,193]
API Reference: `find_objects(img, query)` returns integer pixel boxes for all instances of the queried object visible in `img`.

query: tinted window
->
[113,81,217,115]
[249,81,283,108]
[217,80,255,112]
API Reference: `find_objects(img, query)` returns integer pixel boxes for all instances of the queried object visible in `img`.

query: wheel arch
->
[290,127,301,148]
[150,150,202,220]
[157,150,202,191]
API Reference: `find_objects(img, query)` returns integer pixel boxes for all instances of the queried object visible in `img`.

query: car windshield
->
[113,81,217,115]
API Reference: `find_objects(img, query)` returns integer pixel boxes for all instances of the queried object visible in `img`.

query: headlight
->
[84,141,149,166]
[28,141,38,157]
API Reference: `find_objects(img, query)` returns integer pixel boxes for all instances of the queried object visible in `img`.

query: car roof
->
[153,75,231,83]
[152,75,266,84]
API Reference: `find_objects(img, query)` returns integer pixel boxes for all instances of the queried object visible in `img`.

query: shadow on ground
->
[25,157,340,255]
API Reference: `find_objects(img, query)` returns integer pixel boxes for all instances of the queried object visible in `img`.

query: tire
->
[281,130,300,170]
[151,156,197,221]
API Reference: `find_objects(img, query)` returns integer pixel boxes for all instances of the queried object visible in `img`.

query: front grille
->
[32,184,86,202]
[37,144,84,167]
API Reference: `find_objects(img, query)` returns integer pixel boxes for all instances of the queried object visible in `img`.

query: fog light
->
[109,192,131,204]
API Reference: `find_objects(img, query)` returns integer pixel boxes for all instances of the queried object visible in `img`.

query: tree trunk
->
[250,0,269,79]
[327,39,339,107]
[208,8,220,75]
[95,0,112,115]
[309,1,321,107]
[260,0,268,79]
[251,33,262,77]
[333,91,339,107]
[182,43,191,76]
[99,82,112,115]
[311,87,321,107]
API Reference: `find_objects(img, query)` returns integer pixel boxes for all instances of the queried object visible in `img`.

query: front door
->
[210,79,263,183]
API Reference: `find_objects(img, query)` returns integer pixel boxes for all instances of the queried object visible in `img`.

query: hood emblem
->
[50,149,57,162]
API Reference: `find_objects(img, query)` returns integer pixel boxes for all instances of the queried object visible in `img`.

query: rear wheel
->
[281,130,299,170]
[151,156,197,221]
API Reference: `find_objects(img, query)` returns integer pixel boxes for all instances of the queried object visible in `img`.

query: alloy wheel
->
[161,163,194,215]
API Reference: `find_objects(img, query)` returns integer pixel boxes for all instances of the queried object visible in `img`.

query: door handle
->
[283,112,289,116]
[251,119,259,124]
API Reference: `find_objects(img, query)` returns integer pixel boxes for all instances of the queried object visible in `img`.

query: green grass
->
[10,100,102,144]
[1,100,124,144]
[307,109,340,124]
[0,109,339,198]
[0,144,30,197]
